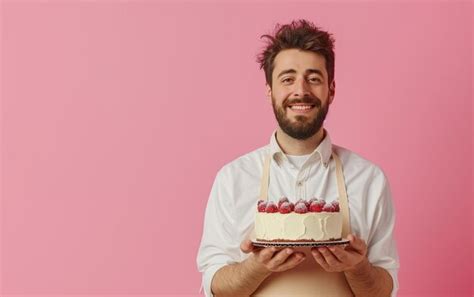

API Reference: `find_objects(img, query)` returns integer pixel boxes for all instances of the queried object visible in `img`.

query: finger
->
[267,248,294,269]
[348,234,366,254]
[318,247,342,266]
[312,248,332,271]
[328,246,349,263]
[274,252,306,271]
[258,247,279,262]
[240,239,254,253]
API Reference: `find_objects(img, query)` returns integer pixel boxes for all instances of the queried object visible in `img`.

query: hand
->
[240,239,306,274]
[311,234,368,273]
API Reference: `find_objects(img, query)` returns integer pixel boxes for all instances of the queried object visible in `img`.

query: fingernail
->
[286,248,293,254]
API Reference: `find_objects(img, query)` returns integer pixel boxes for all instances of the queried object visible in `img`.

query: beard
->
[271,94,329,140]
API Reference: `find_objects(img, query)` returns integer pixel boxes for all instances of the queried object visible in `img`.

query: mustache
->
[284,96,322,108]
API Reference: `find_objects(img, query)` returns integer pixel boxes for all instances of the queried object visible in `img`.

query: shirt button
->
[297,181,303,186]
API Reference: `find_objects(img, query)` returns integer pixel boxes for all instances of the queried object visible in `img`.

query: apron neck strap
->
[259,151,352,237]
[332,151,352,237]
[258,154,272,202]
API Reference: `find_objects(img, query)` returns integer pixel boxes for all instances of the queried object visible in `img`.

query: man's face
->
[267,49,335,140]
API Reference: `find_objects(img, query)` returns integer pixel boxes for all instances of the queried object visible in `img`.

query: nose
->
[293,77,311,98]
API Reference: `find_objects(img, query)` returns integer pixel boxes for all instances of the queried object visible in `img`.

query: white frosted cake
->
[255,197,342,242]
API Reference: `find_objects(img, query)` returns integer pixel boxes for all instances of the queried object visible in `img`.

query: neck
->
[275,127,325,156]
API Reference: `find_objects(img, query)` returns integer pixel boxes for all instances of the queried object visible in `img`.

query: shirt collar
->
[268,128,333,168]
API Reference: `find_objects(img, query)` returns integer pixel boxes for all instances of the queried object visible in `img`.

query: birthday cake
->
[254,197,342,242]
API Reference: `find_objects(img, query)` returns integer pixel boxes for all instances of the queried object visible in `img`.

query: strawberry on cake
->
[255,197,342,242]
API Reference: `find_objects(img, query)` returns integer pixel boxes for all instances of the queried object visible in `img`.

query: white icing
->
[255,214,266,237]
[255,212,342,241]
[283,214,306,240]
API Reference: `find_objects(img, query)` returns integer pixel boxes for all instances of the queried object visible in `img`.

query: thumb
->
[348,234,365,253]
[240,239,254,254]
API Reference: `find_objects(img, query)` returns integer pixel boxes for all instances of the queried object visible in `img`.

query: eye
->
[308,77,322,83]
[281,77,294,84]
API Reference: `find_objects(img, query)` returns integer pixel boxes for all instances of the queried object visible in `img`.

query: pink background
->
[1,1,472,296]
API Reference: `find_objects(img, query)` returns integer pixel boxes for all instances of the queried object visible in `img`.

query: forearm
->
[344,258,393,297]
[211,258,271,297]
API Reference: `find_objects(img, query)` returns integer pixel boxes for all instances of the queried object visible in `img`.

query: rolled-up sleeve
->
[196,167,241,297]
[366,169,400,297]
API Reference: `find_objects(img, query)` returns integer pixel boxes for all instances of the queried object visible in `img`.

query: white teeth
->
[290,105,313,110]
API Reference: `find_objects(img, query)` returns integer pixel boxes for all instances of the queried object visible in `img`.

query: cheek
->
[314,86,329,98]
[275,97,288,109]
[272,90,291,105]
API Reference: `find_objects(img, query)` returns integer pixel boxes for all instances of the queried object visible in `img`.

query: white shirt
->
[196,130,400,296]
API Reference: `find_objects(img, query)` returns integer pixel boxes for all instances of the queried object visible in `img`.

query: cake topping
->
[296,199,310,208]
[279,202,292,214]
[309,201,323,212]
[294,202,308,214]
[258,198,339,213]
[331,201,340,212]
[265,201,279,213]
[278,197,289,208]
[257,201,267,212]
[288,202,295,211]
[323,202,336,212]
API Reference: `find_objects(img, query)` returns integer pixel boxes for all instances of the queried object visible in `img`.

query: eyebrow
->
[277,68,325,78]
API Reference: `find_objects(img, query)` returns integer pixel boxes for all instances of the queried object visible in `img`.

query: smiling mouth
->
[287,104,316,113]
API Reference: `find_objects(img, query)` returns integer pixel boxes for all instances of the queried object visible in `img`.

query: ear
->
[265,83,272,103]
[328,80,335,104]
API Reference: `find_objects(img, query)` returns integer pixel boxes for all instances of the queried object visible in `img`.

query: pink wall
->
[471,2,474,294]
[1,1,472,296]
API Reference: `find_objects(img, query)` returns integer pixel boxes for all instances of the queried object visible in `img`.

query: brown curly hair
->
[257,19,335,87]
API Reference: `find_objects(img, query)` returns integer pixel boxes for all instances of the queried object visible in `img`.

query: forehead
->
[272,49,327,78]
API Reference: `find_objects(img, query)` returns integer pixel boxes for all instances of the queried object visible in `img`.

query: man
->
[196,19,399,296]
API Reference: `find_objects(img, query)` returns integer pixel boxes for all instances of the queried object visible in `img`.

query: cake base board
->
[251,238,350,248]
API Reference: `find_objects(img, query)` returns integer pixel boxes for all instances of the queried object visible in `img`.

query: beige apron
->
[252,151,354,296]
